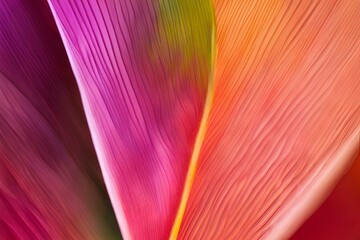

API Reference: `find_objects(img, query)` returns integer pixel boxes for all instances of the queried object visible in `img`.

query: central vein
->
[169,6,217,238]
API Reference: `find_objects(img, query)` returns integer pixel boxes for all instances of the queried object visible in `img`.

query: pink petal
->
[48,0,214,239]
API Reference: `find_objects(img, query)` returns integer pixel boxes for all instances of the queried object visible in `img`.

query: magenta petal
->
[0,1,119,239]
[48,0,214,239]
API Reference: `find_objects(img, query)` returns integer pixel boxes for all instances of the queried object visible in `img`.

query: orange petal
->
[176,1,360,239]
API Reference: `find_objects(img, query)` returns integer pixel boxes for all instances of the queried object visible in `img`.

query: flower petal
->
[48,0,215,239]
[292,151,360,239]
[0,1,119,239]
[177,1,360,239]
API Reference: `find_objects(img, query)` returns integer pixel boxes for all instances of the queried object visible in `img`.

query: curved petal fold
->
[292,151,360,239]
[177,1,360,239]
[48,0,215,239]
[0,1,119,239]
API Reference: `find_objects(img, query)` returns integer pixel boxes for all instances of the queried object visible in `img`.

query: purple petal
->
[0,1,119,239]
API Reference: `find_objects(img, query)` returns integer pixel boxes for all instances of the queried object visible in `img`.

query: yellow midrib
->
[169,6,217,239]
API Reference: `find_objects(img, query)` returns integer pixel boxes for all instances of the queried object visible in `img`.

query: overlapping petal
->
[48,0,215,239]
[176,0,360,239]
[1,0,359,239]
[0,0,119,239]
[292,151,360,239]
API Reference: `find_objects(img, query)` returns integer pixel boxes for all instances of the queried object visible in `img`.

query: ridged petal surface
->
[48,0,214,239]
[0,1,119,239]
[177,1,360,239]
